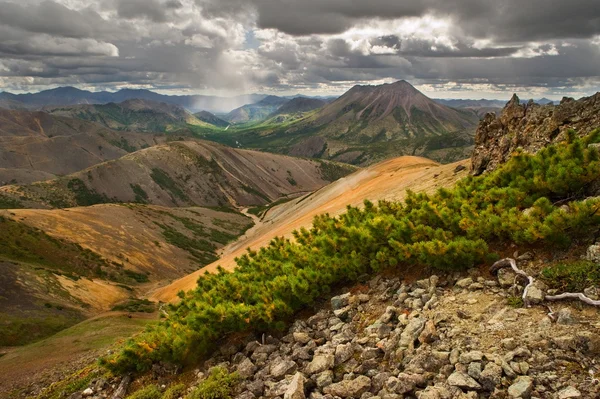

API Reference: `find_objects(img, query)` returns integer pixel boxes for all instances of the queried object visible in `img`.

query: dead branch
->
[111,375,131,399]
[545,292,600,306]
[492,258,600,309]
[490,258,534,307]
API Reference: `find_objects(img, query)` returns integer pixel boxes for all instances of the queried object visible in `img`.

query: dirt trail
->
[150,156,470,302]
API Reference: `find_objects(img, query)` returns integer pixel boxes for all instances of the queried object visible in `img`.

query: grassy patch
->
[131,184,149,203]
[123,269,150,283]
[247,197,294,218]
[317,160,357,181]
[0,310,85,346]
[0,194,24,209]
[541,260,600,292]
[150,168,189,203]
[112,298,156,313]
[125,384,162,399]
[0,216,109,277]
[67,178,112,206]
[189,367,240,399]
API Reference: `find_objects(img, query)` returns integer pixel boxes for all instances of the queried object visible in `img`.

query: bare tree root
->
[490,258,535,307]
[490,258,600,309]
[546,293,600,306]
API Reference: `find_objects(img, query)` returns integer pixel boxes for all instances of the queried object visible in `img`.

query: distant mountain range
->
[224,95,290,123]
[0,87,268,114]
[45,99,215,132]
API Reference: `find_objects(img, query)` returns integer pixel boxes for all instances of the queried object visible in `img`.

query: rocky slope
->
[471,93,600,175]
[56,259,599,399]
[1,140,356,209]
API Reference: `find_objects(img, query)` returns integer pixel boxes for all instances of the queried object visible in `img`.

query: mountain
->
[224,95,290,123]
[45,99,213,132]
[271,97,326,116]
[194,110,229,128]
[0,87,268,113]
[0,109,169,182]
[214,81,480,165]
[2,140,356,209]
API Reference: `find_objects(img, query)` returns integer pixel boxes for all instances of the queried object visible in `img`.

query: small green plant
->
[188,367,239,399]
[124,269,150,283]
[541,260,600,292]
[125,384,162,399]
[507,296,524,308]
[163,383,186,399]
[111,298,156,313]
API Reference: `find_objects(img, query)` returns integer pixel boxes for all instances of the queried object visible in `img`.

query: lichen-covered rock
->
[507,376,533,398]
[471,93,600,176]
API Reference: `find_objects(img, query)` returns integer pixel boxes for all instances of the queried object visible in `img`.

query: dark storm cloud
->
[0,0,599,97]
[115,0,170,23]
[0,0,109,38]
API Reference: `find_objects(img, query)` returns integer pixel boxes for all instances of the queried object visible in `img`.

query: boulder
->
[331,293,351,310]
[507,376,533,398]
[447,372,482,390]
[305,354,334,375]
[324,376,371,398]
[284,373,306,399]
[270,358,298,379]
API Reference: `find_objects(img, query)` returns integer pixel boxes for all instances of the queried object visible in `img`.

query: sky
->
[0,0,599,99]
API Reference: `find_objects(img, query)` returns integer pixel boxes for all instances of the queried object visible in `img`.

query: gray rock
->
[497,268,515,288]
[270,358,298,379]
[236,392,255,399]
[507,376,533,398]
[331,293,351,310]
[479,362,502,391]
[315,370,334,389]
[371,372,391,393]
[524,285,545,304]
[399,317,426,349]
[324,376,372,398]
[334,306,352,320]
[379,306,397,323]
[467,362,482,380]
[385,374,421,395]
[82,388,94,397]
[447,371,482,390]
[284,373,306,399]
[237,358,258,379]
[557,386,582,398]
[586,243,600,263]
[293,332,312,344]
[305,354,335,375]
[459,351,483,364]
[556,308,576,325]
[455,278,474,288]
[246,380,265,396]
[335,343,354,365]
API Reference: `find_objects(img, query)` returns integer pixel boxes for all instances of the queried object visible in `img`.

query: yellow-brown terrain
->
[151,156,470,302]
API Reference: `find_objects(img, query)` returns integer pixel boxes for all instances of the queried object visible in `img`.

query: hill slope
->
[225,95,290,123]
[0,204,252,346]
[151,156,470,301]
[46,99,213,132]
[0,110,169,182]
[2,140,357,209]
[271,97,326,116]
[194,111,229,128]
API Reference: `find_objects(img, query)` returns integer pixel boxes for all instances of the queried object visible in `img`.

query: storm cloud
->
[0,0,599,98]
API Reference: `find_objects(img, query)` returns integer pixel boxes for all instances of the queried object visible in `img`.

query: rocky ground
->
[68,256,600,399]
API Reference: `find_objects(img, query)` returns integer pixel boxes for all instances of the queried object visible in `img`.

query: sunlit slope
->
[151,156,469,302]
